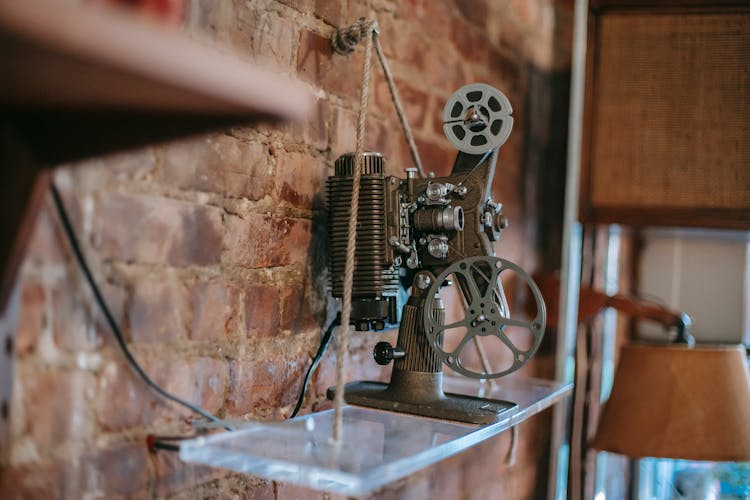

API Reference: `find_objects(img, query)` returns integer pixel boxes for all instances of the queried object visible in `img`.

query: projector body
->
[326,84,546,424]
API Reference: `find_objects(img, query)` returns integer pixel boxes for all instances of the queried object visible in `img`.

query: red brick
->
[297,30,363,100]
[398,81,431,131]
[311,349,336,403]
[190,281,236,341]
[386,25,426,71]
[368,117,402,170]
[518,412,553,464]
[151,449,222,497]
[94,194,223,267]
[430,92,452,138]
[385,474,430,500]
[0,462,61,499]
[90,281,128,349]
[15,281,45,355]
[511,0,542,30]
[99,146,156,178]
[244,284,280,338]
[275,482,326,500]
[453,0,488,30]
[370,70,392,121]
[373,18,400,60]
[468,476,512,500]
[277,351,308,407]
[224,214,311,269]
[428,456,463,500]
[68,443,150,496]
[21,369,93,450]
[280,284,318,333]
[184,0,227,38]
[489,48,521,93]
[51,282,99,352]
[162,135,271,201]
[225,351,306,415]
[461,432,513,488]
[314,0,344,26]
[143,355,229,417]
[374,77,431,131]
[331,106,357,159]
[189,357,230,414]
[285,96,330,151]
[226,358,274,415]
[498,13,524,51]
[451,17,488,63]
[277,0,311,13]
[274,151,328,210]
[297,30,332,86]
[25,202,68,265]
[322,51,367,101]
[421,43,470,93]
[248,12,296,70]
[345,0,369,21]
[216,476,275,499]
[395,0,453,41]
[414,136,456,177]
[128,277,186,344]
[96,360,155,431]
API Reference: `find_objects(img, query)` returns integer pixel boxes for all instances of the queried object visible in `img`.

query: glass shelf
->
[179,376,572,496]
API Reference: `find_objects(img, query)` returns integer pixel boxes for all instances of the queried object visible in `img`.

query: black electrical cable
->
[50,183,233,432]
[146,434,187,453]
[290,314,341,418]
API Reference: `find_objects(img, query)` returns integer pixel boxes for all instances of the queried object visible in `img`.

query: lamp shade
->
[591,343,750,461]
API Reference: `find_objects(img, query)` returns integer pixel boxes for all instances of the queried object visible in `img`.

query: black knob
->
[373,342,405,366]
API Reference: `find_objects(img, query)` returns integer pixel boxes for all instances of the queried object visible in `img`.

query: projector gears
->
[422,256,546,379]
[442,83,514,154]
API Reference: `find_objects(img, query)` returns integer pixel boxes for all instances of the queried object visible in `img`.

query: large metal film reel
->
[442,83,514,154]
[423,256,546,379]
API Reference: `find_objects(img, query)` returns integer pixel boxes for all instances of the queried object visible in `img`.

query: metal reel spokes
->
[423,256,546,379]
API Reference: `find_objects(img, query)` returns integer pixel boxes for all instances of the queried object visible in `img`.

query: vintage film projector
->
[326,83,546,424]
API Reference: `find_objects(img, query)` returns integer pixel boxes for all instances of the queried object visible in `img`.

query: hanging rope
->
[506,425,519,465]
[331,19,372,54]
[332,19,426,178]
[331,18,377,443]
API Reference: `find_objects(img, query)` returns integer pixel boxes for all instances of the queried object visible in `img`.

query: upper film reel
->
[422,256,546,379]
[442,83,514,154]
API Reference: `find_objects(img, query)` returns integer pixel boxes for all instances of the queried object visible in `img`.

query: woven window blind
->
[583,9,750,228]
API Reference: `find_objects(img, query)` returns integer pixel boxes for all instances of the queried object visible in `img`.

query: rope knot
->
[331,18,379,55]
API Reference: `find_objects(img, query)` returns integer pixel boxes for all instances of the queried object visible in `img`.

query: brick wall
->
[1,0,573,498]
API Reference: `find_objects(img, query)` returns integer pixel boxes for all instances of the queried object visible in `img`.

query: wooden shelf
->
[0,0,313,117]
[0,0,315,309]
[0,0,314,163]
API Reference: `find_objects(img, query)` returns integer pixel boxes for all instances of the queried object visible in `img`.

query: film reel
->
[442,83,513,154]
[422,256,546,379]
